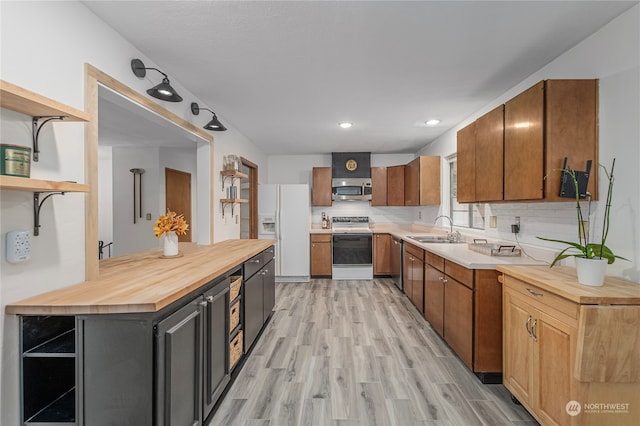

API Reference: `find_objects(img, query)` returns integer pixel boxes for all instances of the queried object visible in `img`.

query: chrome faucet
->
[435,215,461,242]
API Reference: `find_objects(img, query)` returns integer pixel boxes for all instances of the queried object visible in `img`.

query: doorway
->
[165,168,192,242]
[240,157,258,239]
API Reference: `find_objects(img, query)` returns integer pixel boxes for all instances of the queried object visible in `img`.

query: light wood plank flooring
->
[209,278,538,426]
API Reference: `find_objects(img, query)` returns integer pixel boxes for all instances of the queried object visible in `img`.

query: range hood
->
[332,152,371,178]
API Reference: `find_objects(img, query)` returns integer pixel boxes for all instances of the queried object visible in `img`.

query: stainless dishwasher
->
[390,236,403,290]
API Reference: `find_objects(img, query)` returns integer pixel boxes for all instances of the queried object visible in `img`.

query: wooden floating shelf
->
[220,170,248,179]
[220,198,248,204]
[0,176,89,192]
[1,80,89,122]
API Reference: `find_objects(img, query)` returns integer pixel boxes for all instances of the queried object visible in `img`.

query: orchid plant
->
[537,159,628,266]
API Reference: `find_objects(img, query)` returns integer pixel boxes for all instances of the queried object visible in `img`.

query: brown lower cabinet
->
[403,242,424,314]
[310,234,332,277]
[424,251,502,382]
[373,233,392,275]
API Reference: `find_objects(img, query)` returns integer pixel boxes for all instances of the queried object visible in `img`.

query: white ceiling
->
[84,1,637,155]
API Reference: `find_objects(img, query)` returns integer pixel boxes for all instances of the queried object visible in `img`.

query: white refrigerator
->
[258,184,310,282]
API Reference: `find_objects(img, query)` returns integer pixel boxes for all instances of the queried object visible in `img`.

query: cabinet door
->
[156,300,203,426]
[411,259,424,314]
[504,81,544,200]
[244,272,264,350]
[424,264,444,336]
[371,167,387,206]
[387,165,405,206]
[533,309,576,426]
[202,285,230,419]
[262,259,276,323]
[473,270,503,373]
[418,156,441,205]
[312,167,332,206]
[373,233,392,275]
[544,79,598,202]
[444,277,473,369]
[403,253,413,298]
[310,235,332,277]
[503,289,534,405]
[475,105,504,202]
[404,158,420,206]
[456,122,476,203]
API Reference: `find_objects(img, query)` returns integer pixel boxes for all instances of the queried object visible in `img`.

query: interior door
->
[165,168,192,242]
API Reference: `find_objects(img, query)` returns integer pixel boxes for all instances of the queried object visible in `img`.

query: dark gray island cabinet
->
[7,240,276,426]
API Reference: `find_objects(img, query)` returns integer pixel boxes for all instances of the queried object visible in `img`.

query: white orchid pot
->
[575,257,607,286]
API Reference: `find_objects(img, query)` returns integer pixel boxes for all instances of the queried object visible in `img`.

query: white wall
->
[417,5,640,282]
[0,2,267,422]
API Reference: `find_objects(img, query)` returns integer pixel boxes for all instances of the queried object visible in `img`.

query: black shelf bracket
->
[34,191,65,236]
[32,116,67,162]
[220,200,236,218]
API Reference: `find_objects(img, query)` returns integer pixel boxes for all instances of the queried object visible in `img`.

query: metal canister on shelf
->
[0,144,31,177]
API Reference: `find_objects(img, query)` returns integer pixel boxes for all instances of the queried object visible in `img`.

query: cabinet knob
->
[250,259,261,263]
[205,295,214,302]
[261,270,268,275]
[199,301,207,307]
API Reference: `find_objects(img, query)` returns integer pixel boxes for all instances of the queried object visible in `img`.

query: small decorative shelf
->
[1,81,91,236]
[220,169,248,190]
[0,175,89,192]
[1,80,90,162]
[220,198,248,218]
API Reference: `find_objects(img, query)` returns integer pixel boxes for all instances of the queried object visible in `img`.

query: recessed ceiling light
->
[425,119,441,126]
[338,122,353,129]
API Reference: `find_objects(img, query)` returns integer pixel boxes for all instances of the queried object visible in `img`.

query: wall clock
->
[345,159,358,172]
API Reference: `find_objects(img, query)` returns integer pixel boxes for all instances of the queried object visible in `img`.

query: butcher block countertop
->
[497,265,640,305]
[6,239,275,316]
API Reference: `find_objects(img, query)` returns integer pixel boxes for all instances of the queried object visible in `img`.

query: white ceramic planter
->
[163,231,179,257]
[575,257,608,286]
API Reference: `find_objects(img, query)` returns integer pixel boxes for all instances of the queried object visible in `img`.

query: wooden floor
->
[209,278,539,426]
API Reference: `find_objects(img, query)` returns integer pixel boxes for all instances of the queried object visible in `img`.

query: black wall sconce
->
[191,102,227,131]
[131,58,183,102]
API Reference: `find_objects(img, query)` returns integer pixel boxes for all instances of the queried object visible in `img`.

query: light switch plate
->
[6,230,31,263]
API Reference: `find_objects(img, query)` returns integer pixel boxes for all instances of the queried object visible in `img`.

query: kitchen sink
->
[407,235,462,244]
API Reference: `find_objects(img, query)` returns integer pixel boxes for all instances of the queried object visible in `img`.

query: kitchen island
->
[498,265,639,426]
[7,239,276,426]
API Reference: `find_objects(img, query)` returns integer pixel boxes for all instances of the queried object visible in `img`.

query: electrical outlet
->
[418,211,422,220]
[511,216,520,234]
[6,230,31,263]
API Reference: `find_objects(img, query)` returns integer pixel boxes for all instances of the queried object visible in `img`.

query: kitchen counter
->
[497,264,639,304]
[6,239,276,315]
[312,223,551,269]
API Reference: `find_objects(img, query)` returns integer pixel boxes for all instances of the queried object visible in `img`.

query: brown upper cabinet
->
[404,156,441,206]
[457,79,598,203]
[505,79,598,201]
[386,165,405,206]
[370,167,387,206]
[311,167,332,206]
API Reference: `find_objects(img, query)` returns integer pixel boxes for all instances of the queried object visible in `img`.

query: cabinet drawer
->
[229,301,240,333]
[244,253,263,279]
[504,275,579,320]
[425,251,444,271]
[230,276,242,302]
[445,260,473,289]
[262,246,275,264]
[229,330,243,370]
[405,242,424,261]
[311,233,331,243]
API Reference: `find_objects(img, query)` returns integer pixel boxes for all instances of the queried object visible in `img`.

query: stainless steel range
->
[331,216,373,280]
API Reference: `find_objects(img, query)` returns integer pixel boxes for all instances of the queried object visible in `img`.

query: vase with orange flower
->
[153,210,189,257]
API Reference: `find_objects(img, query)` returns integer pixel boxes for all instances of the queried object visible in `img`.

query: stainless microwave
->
[332,178,372,201]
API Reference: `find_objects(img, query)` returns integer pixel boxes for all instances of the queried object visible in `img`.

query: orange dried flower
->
[153,210,189,238]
